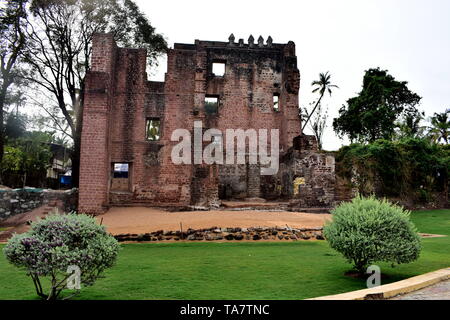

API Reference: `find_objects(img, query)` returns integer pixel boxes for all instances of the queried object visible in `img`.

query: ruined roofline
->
[174,41,288,50]
[173,34,295,53]
[90,32,295,57]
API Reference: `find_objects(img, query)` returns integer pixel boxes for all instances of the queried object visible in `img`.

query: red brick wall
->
[79,34,117,213]
[79,35,303,213]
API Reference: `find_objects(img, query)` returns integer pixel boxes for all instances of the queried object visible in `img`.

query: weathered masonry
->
[79,33,336,214]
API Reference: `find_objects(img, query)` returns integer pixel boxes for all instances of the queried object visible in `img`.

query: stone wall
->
[281,148,336,208]
[114,226,324,242]
[0,188,78,220]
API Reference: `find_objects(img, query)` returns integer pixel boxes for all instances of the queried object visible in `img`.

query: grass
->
[0,209,449,300]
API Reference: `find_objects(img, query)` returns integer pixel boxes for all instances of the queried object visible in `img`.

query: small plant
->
[3,213,120,300]
[323,195,421,274]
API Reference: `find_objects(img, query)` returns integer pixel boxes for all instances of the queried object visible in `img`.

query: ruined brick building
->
[79,33,336,214]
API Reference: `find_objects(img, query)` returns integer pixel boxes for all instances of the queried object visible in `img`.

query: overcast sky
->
[135,0,450,150]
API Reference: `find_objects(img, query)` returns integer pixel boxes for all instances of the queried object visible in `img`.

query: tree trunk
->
[0,86,7,167]
[71,132,81,188]
[0,85,9,185]
[302,93,324,131]
[70,100,84,188]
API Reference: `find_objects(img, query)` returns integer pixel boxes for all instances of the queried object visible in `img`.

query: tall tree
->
[429,109,450,144]
[0,0,27,170]
[302,71,338,131]
[22,0,167,187]
[333,68,421,143]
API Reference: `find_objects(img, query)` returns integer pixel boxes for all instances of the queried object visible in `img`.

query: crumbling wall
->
[0,188,78,220]
[287,151,335,208]
[79,33,335,213]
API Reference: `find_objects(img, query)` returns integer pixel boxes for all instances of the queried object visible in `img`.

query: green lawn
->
[0,209,449,300]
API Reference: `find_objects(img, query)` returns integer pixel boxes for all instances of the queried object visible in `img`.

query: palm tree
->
[396,110,426,139]
[429,109,450,144]
[302,72,338,130]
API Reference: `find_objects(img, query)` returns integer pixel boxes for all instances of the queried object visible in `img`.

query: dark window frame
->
[204,95,220,114]
[112,162,129,179]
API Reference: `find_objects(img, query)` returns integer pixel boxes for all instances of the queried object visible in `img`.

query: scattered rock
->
[253,234,261,241]
[234,234,244,241]
[112,226,325,243]
[187,234,196,241]
[225,234,235,241]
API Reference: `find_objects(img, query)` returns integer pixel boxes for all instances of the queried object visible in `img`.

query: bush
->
[3,213,120,300]
[323,196,422,274]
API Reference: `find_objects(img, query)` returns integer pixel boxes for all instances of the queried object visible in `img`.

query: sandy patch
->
[97,207,331,235]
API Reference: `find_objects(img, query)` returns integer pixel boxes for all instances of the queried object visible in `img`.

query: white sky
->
[136,0,450,150]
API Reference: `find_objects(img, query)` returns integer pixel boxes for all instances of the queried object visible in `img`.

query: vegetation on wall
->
[335,138,449,204]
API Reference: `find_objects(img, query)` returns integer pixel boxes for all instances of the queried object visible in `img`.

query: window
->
[205,96,219,114]
[146,118,161,141]
[113,163,129,178]
[212,62,225,77]
[273,94,280,111]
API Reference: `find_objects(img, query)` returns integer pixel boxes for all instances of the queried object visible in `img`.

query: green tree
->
[5,111,27,140]
[333,68,422,143]
[1,132,52,187]
[0,0,28,169]
[429,109,450,144]
[22,0,167,187]
[395,109,426,139]
[302,71,338,131]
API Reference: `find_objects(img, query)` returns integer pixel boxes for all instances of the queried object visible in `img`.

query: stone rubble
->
[114,226,325,242]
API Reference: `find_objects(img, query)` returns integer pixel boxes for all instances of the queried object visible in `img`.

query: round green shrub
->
[323,196,422,273]
[3,213,120,300]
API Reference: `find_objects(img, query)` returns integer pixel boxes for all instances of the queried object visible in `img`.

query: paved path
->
[392,280,450,300]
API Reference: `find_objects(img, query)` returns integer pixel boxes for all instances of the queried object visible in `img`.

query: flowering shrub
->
[323,196,422,274]
[3,213,119,300]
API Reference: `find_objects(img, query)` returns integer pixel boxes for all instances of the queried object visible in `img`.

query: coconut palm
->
[396,110,426,139]
[429,109,450,144]
[302,72,338,130]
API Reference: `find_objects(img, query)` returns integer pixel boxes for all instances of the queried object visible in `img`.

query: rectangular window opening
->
[146,118,161,141]
[113,163,129,179]
[212,62,225,77]
[205,96,219,114]
[273,94,280,111]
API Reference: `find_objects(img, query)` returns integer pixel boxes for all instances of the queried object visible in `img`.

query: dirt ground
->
[97,207,332,235]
